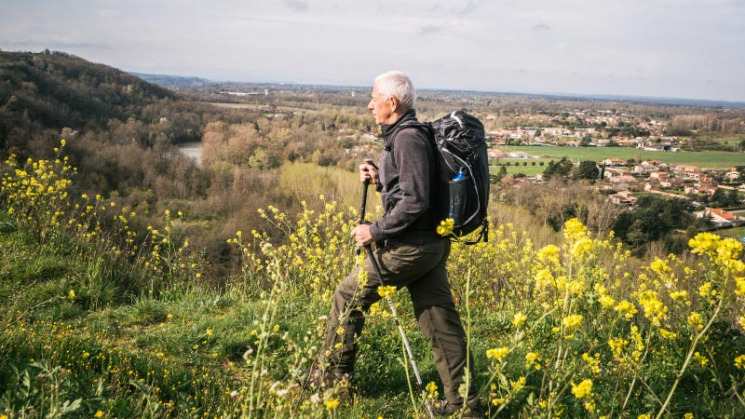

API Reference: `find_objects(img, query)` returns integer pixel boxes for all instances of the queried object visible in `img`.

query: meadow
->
[1,143,745,419]
[500,146,744,169]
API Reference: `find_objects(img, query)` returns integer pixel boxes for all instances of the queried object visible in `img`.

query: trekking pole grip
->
[356,178,370,256]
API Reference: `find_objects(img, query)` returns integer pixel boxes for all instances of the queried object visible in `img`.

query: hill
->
[0,50,174,149]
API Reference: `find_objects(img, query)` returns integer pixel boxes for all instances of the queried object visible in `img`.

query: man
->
[314,71,481,417]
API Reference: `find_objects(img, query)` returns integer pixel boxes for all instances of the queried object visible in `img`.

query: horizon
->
[1,1,744,103]
[127,70,745,107]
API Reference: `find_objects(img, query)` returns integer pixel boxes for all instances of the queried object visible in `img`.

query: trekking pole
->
[358,180,435,419]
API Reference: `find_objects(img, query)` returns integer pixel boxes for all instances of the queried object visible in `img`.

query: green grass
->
[499,145,744,169]
[717,226,745,240]
[3,155,745,418]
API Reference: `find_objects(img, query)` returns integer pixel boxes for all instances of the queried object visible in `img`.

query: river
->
[178,142,203,165]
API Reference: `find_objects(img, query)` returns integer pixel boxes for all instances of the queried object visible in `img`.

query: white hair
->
[374,71,415,111]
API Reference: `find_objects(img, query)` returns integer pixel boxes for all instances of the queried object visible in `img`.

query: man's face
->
[368,84,395,125]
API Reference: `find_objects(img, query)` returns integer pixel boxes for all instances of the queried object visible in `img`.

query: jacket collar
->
[381,109,418,140]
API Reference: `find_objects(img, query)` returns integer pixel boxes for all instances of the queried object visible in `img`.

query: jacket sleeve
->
[369,128,432,241]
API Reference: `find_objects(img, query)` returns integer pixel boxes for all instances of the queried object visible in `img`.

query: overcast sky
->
[1,0,743,102]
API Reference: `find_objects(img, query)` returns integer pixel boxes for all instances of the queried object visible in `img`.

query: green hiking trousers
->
[321,237,479,407]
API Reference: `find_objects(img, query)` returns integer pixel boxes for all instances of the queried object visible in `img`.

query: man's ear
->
[389,96,399,113]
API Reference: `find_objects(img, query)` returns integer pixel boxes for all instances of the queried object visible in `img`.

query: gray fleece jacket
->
[369,110,439,244]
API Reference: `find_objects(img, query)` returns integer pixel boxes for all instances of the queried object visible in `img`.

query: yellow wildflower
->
[716,238,743,264]
[608,337,628,358]
[694,352,709,367]
[436,218,455,236]
[699,282,713,298]
[94,411,104,418]
[525,352,540,370]
[512,313,527,328]
[669,290,688,302]
[571,379,593,399]
[377,285,396,298]
[571,238,595,258]
[659,329,677,340]
[486,347,509,362]
[562,314,583,331]
[689,232,720,256]
[426,381,439,399]
[538,244,560,264]
[735,277,745,296]
[563,218,588,243]
[325,398,340,410]
[638,290,667,327]
[535,269,553,287]
[599,295,616,309]
[649,258,671,276]
[735,354,745,370]
[582,352,600,374]
[614,300,637,320]
[688,312,703,331]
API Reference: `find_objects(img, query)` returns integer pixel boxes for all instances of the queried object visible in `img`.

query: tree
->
[575,161,600,181]
[543,157,573,179]
[612,196,693,253]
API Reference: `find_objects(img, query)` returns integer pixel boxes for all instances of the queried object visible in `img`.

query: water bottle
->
[448,168,468,226]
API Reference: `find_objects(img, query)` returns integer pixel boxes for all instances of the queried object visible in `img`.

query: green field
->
[717,226,745,240]
[500,146,744,169]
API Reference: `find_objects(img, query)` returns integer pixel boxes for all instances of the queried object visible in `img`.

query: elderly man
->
[314,71,481,417]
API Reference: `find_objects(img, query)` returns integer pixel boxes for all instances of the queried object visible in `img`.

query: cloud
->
[417,26,441,35]
[452,0,479,15]
[533,24,550,31]
[97,9,120,19]
[284,0,309,12]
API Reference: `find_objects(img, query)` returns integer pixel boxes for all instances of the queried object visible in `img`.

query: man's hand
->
[359,160,379,184]
[352,223,374,247]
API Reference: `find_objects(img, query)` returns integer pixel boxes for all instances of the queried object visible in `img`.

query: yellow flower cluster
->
[525,352,541,370]
[436,218,455,237]
[562,314,583,331]
[733,354,745,370]
[377,285,396,298]
[614,300,638,320]
[637,290,667,327]
[571,379,593,399]
[563,218,588,243]
[537,244,560,264]
[512,312,527,328]
[486,347,510,362]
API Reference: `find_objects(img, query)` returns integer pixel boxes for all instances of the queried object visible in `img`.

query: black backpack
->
[428,110,490,243]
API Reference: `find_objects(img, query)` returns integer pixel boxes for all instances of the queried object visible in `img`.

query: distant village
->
[476,108,745,230]
[490,150,745,230]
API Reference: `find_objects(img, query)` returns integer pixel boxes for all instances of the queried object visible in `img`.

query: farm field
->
[499,145,744,169]
[717,226,745,241]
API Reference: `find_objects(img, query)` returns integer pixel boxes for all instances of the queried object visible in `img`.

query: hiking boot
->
[431,399,483,419]
[301,368,354,390]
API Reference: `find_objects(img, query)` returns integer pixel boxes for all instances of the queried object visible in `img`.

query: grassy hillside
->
[1,146,744,418]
